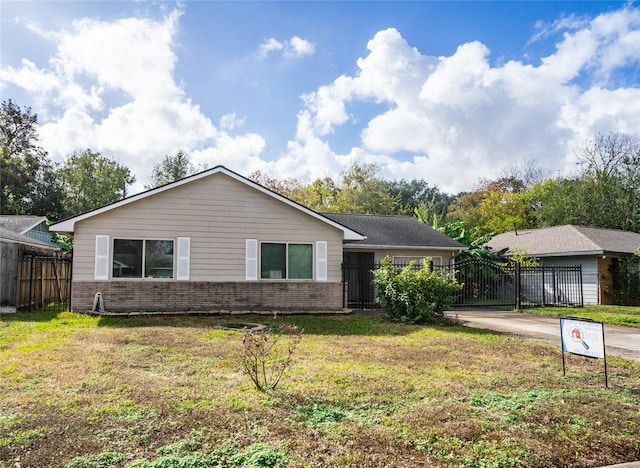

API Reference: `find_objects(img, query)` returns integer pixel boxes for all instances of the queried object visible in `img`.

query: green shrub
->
[64,451,125,468]
[372,257,462,324]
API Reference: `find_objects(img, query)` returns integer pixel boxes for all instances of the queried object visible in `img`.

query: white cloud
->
[258,36,315,59]
[2,4,638,197]
[1,7,266,194]
[286,36,315,58]
[259,38,284,58]
[283,6,640,193]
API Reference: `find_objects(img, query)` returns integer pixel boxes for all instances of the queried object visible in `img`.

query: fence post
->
[28,252,35,311]
[514,262,522,311]
[341,263,346,308]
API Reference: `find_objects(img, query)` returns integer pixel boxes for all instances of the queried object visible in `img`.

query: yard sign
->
[560,317,608,387]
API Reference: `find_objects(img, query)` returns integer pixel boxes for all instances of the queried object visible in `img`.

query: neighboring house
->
[0,221,59,312]
[51,166,466,313]
[0,216,57,247]
[487,225,640,305]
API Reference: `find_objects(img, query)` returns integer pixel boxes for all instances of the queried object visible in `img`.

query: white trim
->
[316,241,327,281]
[50,166,365,241]
[19,217,48,235]
[344,244,466,252]
[94,235,110,280]
[245,239,258,281]
[176,237,190,281]
[504,250,605,258]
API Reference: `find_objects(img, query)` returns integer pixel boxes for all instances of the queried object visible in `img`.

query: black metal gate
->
[343,259,583,310]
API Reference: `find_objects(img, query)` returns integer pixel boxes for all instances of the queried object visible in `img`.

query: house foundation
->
[71,281,344,313]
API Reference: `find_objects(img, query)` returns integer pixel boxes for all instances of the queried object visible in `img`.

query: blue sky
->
[1,1,639,194]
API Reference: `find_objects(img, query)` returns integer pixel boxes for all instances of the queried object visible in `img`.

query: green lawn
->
[523,304,640,328]
[1,310,639,467]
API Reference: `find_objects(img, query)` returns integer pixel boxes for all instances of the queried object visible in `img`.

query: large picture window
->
[260,243,312,279]
[113,239,174,278]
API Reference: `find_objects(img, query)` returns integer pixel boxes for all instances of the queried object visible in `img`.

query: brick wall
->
[71,281,344,313]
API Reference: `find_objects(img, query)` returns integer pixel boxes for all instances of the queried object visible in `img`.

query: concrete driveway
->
[445,310,640,362]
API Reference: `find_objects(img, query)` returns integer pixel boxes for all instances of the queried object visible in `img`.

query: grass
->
[0,310,639,467]
[523,304,640,328]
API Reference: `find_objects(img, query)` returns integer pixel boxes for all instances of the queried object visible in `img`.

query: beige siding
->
[73,172,343,282]
[345,248,458,265]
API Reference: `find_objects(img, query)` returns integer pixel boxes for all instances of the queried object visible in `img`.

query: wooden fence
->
[19,250,72,311]
[1,243,72,311]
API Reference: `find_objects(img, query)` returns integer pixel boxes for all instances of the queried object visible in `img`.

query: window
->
[260,243,313,279]
[113,239,174,278]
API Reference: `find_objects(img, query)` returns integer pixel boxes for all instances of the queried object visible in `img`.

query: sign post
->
[560,317,608,388]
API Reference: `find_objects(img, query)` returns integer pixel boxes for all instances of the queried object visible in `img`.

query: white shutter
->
[95,235,110,280]
[316,241,327,281]
[246,239,258,280]
[176,237,190,280]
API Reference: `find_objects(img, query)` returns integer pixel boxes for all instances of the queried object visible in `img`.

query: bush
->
[240,324,303,392]
[372,257,462,324]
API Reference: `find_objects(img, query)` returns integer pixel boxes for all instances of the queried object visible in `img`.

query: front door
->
[343,252,376,308]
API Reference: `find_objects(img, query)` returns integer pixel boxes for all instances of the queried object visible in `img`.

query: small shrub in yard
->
[372,256,463,324]
[64,451,125,468]
[240,324,303,392]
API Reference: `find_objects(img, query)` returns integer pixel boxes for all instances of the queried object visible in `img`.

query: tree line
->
[2,99,639,241]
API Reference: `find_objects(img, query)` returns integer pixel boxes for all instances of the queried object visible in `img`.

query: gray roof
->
[0,215,47,234]
[322,213,466,250]
[487,225,640,257]
[0,227,57,249]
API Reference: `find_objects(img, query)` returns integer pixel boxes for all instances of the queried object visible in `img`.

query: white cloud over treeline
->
[1,5,638,194]
[279,7,640,192]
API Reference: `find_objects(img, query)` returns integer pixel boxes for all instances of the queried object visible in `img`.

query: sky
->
[1,1,639,195]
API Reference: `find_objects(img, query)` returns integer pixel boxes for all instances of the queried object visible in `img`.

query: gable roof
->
[0,215,48,235]
[50,166,365,241]
[322,213,466,250]
[0,227,58,250]
[487,225,640,257]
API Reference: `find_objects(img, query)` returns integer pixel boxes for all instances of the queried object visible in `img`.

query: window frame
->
[112,238,176,280]
[259,241,314,280]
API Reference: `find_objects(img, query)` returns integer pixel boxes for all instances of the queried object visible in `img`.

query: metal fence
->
[342,259,583,310]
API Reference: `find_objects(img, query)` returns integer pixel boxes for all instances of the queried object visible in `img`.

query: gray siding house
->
[487,225,640,305]
[51,166,465,313]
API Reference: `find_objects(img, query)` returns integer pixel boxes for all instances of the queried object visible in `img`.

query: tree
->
[145,150,202,189]
[247,170,306,204]
[0,99,57,215]
[528,133,640,232]
[577,132,639,178]
[447,177,534,236]
[331,162,401,214]
[301,177,338,212]
[58,150,135,216]
[386,179,454,214]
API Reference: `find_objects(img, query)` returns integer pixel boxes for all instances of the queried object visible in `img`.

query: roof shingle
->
[487,225,640,257]
[322,213,465,249]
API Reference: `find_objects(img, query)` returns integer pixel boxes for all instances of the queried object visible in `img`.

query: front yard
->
[0,310,639,467]
[524,304,640,328]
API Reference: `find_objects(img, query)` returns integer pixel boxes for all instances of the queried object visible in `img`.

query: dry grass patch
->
[0,311,639,467]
